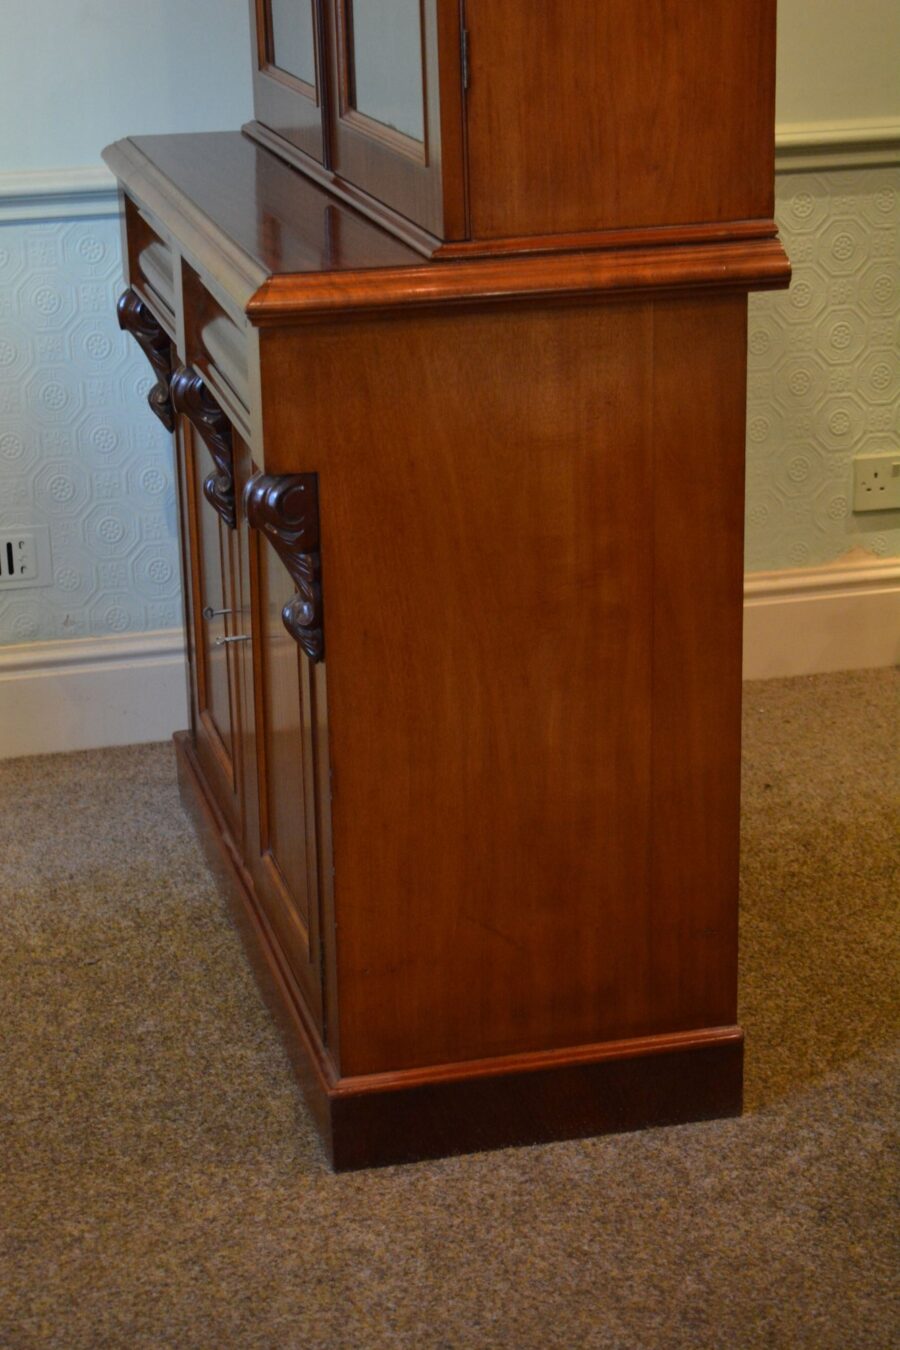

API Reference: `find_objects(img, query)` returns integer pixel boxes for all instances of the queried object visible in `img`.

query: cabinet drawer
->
[200,313,250,414]
[183,263,252,441]
[124,198,177,337]
[138,239,175,317]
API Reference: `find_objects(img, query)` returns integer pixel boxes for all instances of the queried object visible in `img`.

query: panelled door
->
[324,0,466,238]
[178,417,246,843]
[233,442,330,1032]
[251,0,327,163]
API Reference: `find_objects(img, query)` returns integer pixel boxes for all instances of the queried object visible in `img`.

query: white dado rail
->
[0,166,119,223]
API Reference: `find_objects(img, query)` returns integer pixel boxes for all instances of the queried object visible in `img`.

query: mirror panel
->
[349,0,425,142]
[269,0,317,86]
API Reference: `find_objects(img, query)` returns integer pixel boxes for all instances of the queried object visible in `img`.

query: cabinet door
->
[251,0,327,163]
[180,417,246,842]
[234,452,331,1031]
[325,0,466,238]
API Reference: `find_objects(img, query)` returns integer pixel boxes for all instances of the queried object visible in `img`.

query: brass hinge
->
[461,28,470,91]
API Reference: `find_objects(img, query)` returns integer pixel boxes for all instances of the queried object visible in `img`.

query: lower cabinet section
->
[122,284,753,1172]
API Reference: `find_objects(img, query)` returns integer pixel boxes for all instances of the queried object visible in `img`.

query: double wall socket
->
[853,452,900,513]
[0,526,52,589]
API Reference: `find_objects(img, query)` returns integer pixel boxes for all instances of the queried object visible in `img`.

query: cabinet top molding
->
[103,133,790,328]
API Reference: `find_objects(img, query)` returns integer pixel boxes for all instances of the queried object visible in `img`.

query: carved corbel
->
[245,473,324,663]
[170,365,236,529]
[116,287,174,431]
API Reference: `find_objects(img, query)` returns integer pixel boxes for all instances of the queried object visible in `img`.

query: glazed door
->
[179,416,246,842]
[251,0,327,163]
[325,0,466,238]
[234,448,330,1031]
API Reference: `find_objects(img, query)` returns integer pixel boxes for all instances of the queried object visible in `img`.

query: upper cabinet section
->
[244,0,778,256]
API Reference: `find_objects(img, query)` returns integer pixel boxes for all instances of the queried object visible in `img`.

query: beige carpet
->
[1,669,897,1349]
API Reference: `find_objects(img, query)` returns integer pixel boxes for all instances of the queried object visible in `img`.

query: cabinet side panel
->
[261,304,661,1075]
[649,296,747,1029]
[464,0,777,239]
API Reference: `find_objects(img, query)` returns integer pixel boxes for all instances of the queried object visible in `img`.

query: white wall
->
[3,1,899,173]
[777,0,900,130]
[0,0,254,656]
[3,0,895,174]
[0,0,252,173]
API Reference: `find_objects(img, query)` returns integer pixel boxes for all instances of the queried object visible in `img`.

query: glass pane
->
[350,0,425,142]
[270,0,317,87]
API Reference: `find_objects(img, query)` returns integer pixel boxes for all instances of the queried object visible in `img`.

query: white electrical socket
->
[0,526,53,589]
[853,452,900,513]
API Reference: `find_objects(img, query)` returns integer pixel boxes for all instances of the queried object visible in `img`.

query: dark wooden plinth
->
[175,730,744,1170]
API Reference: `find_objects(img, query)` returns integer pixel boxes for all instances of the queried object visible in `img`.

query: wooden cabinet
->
[105,1,789,1169]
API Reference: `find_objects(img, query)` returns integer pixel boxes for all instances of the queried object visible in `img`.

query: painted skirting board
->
[1,563,897,759]
[743,559,900,680]
[0,629,188,760]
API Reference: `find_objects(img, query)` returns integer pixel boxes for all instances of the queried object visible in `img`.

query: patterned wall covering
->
[746,165,900,569]
[0,165,898,647]
[0,213,180,644]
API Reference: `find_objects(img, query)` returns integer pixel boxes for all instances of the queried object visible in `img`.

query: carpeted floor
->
[1,669,897,1349]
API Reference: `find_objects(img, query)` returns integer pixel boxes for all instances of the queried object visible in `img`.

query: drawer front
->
[183,263,253,443]
[124,198,177,337]
[122,194,257,446]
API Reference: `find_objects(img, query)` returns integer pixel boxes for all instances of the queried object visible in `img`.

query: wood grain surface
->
[464,0,777,239]
[258,293,749,1076]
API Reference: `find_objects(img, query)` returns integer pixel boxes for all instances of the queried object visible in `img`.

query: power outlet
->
[0,526,52,589]
[853,452,900,513]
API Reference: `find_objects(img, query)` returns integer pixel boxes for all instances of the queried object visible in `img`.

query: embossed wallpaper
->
[0,212,180,644]
[746,165,900,569]
[0,164,898,647]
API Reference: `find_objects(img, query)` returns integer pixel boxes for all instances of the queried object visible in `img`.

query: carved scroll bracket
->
[245,473,324,663]
[170,366,236,529]
[116,287,174,431]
